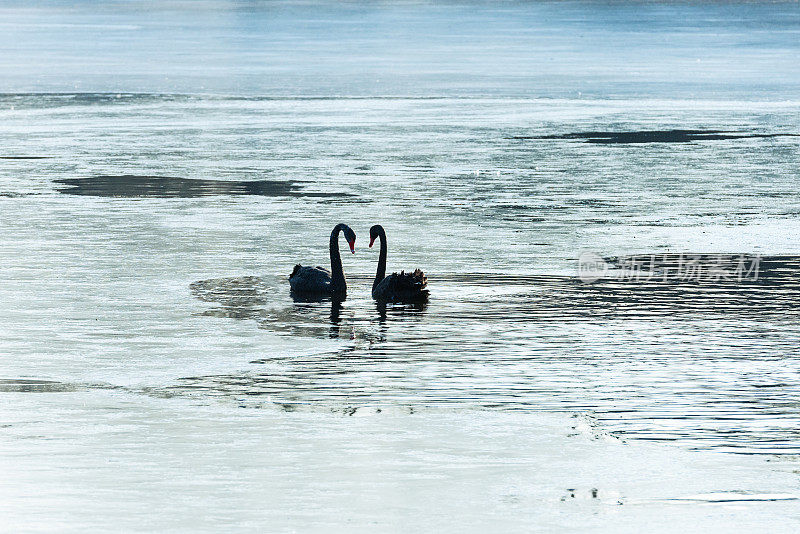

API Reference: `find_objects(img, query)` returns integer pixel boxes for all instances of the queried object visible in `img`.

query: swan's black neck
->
[329,224,347,293]
[373,226,387,290]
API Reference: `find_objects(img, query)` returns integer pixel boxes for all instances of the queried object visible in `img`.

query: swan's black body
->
[290,224,356,298]
[369,225,428,302]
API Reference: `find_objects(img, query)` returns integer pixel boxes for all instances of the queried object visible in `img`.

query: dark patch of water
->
[54,175,351,198]
[510,130,800,144]
[0,379,77,393]
[0,93,194,108]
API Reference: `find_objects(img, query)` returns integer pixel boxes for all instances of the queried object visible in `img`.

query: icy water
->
[3,1,800,532]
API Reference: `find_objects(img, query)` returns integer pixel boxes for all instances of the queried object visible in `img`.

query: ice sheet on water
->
[1,391,798,533]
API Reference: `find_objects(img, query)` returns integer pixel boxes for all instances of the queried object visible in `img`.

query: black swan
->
[369,224,428,302]
[290,223,356,298]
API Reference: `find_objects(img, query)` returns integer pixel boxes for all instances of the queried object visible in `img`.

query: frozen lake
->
[2,1,800,532]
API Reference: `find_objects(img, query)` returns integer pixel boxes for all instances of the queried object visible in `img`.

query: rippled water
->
[3,1,800,531]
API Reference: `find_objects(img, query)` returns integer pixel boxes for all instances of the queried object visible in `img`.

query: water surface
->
[2,1,800,532]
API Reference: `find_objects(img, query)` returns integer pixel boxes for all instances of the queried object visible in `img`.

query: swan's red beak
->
[348,240,355,254]
[369,236,375,248]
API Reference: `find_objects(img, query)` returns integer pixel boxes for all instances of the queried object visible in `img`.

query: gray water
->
[2,2,800,532]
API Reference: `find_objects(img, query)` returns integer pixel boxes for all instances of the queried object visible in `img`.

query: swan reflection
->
[376,301,427,323]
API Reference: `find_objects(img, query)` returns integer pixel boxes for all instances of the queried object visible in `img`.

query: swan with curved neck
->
[290,223,356,298]
[369,224,428,302]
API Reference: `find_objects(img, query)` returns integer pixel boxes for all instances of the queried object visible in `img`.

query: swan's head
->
[342,224,356,254]
[368,224,384,248]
